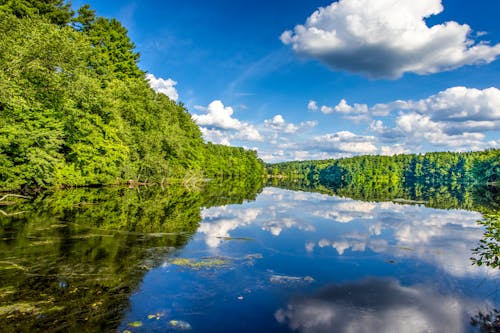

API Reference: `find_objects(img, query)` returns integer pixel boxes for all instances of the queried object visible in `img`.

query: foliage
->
[471,212,500,269]
[470,309,500,332]
[0,0,73,25]
[267,149,499,190]
[0,2,265,191]
[267,178,499,213]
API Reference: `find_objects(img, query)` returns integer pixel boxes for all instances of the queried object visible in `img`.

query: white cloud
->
[380,144,410,156]
[315,86,500,152]
[281,0,500,78]
[146,73,179,101]
[393,112,488,148]
[312,131,377,154]
[199,128,232,146]
[264,114,317,134]
[320,99,368,115]
[307,100,318,112]
[361,86,500,125]
[411,86,500,122]
[192,100,263,144]
[192,100,242,130]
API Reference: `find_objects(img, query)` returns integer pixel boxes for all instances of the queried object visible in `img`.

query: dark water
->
[0,181,498,332]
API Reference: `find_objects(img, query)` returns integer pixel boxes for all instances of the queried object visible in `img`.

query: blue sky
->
[72,0,500,162]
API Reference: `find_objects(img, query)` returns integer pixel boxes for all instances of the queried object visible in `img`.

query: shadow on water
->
[0,177,263,332]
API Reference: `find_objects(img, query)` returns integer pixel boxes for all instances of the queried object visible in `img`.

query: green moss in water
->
[170,258,229,269]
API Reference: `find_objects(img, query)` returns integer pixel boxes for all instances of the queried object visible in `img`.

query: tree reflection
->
[267,178,499,213]
[471,309,500,332]
[0,178,263,332]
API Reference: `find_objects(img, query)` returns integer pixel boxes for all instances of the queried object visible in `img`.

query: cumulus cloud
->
[318,99,371,122]
[407,86,500,123]
[192,100,263,144]
[193,100,243,130]
[199,128,232,146]
[281,0,500,78]
[275,278,474,332]
[264,115,317,134]
[307,87,500,153]
[307,100,318,112]
[367,87,500,149]
[312,131,378,154]
[146,73,179,101]
[320,99,368,115]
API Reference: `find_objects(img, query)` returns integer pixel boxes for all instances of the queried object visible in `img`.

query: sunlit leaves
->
[472,213,500,269]
[0,5,265,190]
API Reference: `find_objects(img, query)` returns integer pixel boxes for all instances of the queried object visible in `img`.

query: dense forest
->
[0,0,265,191]
[268,149,499,188]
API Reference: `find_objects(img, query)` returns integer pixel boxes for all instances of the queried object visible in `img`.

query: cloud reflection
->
[198,207,261,247]
[198,188,496,277]
[275,278,474,333]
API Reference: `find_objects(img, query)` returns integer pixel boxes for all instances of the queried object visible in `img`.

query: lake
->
[0,181,498,332]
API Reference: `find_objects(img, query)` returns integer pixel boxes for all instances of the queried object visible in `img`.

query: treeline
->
[268,149,499,188]
[0,0,265,191]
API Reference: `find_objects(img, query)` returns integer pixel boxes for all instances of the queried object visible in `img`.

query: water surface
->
[0,183,498,332]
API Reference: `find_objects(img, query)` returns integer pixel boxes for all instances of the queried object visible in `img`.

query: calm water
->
[0,182,498,332]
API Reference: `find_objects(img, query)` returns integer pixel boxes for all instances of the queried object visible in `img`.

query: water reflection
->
[1,178,498,332]
[196,187,498,279]
[268,178,499,213]
[0,178,263,332]
[275,278,481,333]
[268,188,493,278]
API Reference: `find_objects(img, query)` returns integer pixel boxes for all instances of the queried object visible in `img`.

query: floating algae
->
[147,312,165,320]
[216,236,254,241]
[170,258,228,269]
[127,321,143,328]
[169,320,192,330]
[269,274,314,285]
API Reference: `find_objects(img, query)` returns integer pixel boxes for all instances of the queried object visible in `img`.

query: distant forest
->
[0,0,265,191]
[268,149,499,187]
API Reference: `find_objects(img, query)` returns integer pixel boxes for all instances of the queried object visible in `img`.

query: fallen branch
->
[0,209,27,217]
[0,194,32,201]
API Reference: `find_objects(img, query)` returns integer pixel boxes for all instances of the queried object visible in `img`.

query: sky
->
[71,0,500,162]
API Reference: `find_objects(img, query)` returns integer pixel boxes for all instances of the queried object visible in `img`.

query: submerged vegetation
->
[0,0,265,191]
[0,178,263,332]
